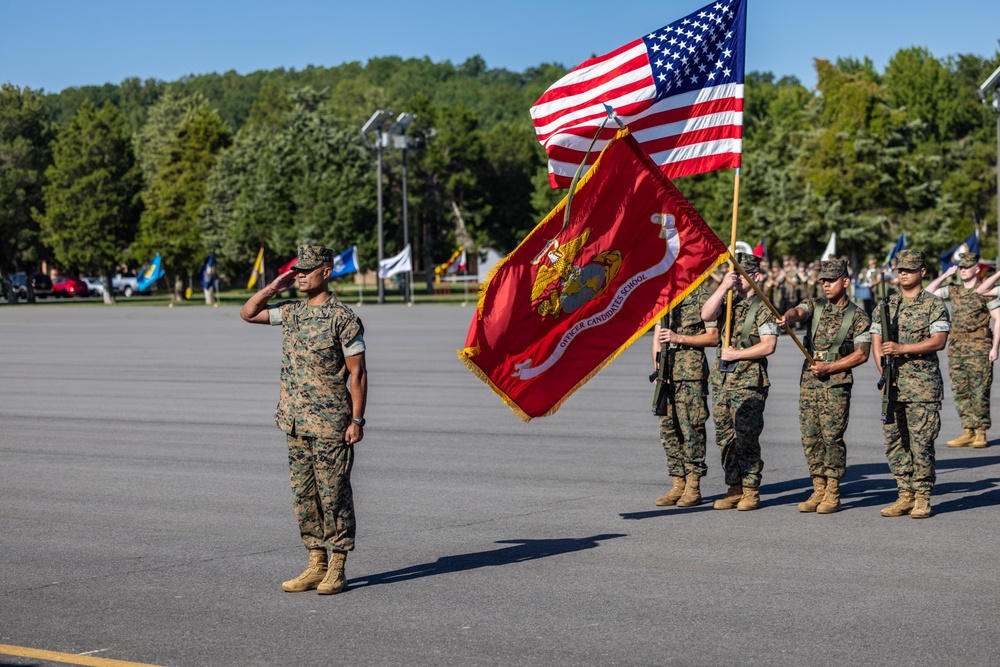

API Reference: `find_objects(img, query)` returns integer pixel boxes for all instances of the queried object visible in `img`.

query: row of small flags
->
[139,243,436,293]
[248,246,362,290]
[756,230,975,271]
[141,228,971,297]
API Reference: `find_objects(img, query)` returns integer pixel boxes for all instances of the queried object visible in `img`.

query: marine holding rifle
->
[701,252,778,511]
[777,258,871,514]
[650,283,718,508]
[870,250,949,519]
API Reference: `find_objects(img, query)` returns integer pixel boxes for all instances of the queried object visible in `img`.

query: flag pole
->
[724,169,741,351]
[462,254,469,306]
[356,246,364,307]
[730,260,815,365]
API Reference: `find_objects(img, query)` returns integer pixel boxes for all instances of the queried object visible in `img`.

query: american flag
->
[531,0,746,189]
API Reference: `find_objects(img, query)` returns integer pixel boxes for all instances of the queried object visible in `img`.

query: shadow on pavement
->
[626,455,1000,517]
[620,504,715,520]
[768,455,1000,511]
[349,533,627,589]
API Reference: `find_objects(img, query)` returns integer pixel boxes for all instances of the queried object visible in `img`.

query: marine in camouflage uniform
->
[778,259,871,514]
[702,253,779,511]
[870,249,949,519]
[241,244,368,594]
[651,283,718,508]
[926,252,1000,449]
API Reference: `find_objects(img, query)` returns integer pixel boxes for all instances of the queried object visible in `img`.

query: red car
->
[52,276,90,298]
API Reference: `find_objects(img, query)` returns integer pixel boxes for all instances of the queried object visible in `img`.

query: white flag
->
[821,232,837,261]
[378,245,412,279]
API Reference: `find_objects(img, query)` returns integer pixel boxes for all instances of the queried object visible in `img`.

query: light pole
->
[979,64,1000,260]
[387,112,416,303]
[362,109,395,304]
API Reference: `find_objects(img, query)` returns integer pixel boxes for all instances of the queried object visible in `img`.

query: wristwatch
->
[351,417,366,427]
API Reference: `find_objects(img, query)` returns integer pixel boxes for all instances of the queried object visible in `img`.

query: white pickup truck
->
[112,274,152,297]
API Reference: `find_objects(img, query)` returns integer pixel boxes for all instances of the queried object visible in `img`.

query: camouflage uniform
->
[657,284,714,479]
[269,293,366,552]
[870,278,950,496]
[946,259,998,432]
[708,291,778,489]
[796,296,871,480]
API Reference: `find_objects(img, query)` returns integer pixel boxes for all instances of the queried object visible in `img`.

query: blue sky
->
[3,0,999,94]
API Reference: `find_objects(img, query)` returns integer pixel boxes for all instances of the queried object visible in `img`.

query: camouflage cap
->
[735,252,762,274]
[291,244,333,271]
[958,252,979,269]
[817,258,849,281]
[896,249,925,271]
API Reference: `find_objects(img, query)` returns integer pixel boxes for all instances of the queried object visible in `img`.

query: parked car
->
[81,276,106,297]
[52,276,90,298]
[111,273,156,296]
[9,272,54,300]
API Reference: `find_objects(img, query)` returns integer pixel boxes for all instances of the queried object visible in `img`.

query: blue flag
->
[939,230,979,272]
[136,254,165,291]
[330,246,359,278]
[885,233,906,266]
[199,251,216,289]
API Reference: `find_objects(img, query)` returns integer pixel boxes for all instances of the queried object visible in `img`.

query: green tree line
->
[1,48,998,302]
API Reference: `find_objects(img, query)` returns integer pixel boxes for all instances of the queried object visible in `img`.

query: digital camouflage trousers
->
[712,386,767,488]
[883,402,940,495]
[658,379,709,478]
[287,432,355,552]
[948,349,992,430]
[799,382,851,479]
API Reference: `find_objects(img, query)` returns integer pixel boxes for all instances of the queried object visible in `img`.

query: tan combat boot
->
[317,551,347,595]
[797,476,827,513]
[880,491,915,517]
[910,494,932,519]
[713,484,743,510]
[676,475,702,507]
[655,476,686,506]
[281,549,327,592]
[972,429,988,448]
[946,429,975,447]
[816,478,841,514]
[736,486,760,511]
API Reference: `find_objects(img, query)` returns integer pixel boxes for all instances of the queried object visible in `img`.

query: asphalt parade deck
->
[1,304,998,666]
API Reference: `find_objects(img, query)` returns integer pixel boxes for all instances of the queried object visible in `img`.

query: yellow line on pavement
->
[0,644,166,667]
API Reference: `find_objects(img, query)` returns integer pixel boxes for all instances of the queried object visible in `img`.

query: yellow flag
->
[247,247,264,290]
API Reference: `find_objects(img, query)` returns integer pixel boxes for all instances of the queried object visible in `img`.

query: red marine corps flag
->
[459,129,729,421]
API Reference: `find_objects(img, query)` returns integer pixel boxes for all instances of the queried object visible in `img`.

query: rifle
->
[876,272,898,424]
[650,340,677,416]
[651,306,680,416]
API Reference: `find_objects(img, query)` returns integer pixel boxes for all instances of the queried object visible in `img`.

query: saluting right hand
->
[271,270,297,293]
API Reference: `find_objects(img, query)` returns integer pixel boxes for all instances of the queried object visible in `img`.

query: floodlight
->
[980,64,1000,95]
[361,109,395,135]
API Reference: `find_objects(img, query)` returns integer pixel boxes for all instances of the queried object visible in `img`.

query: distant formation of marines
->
[652,249,998,519]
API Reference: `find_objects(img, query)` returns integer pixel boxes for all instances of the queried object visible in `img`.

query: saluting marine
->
[926,252,1000,449]
[870,250,949,519]
[650,283,718,508]
[241,244,368,594]
[701,252,778,511]
[777,258,871,514]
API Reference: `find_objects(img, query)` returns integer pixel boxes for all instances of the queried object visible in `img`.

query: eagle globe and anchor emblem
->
[530,230,622,319]
[511,212,681,381]
[529,213,678,320]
